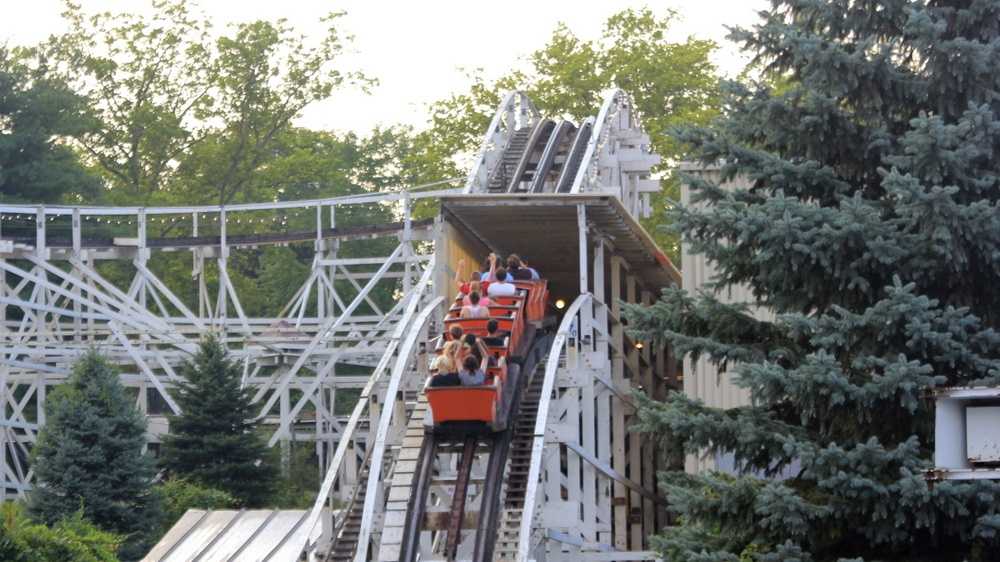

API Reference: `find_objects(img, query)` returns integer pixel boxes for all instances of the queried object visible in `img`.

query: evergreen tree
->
[160,336,278,506]
[625,1,1000,561]
[28,350,161,561]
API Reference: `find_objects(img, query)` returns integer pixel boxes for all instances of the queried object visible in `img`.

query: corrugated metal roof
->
[143,509,330,562]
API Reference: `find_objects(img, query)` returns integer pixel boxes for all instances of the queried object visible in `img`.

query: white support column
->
[34,207,46,338]
[610,255,626,548]
[71,209,82,339]
[0,213,5,337]
[402,193,413,295]
[137,209,148,347]
[329,205,339,316]
[640,289,655,545]
[280,386,291,477]
[217,209,228,333]
[315,206,325,319]
[625,274,642,548]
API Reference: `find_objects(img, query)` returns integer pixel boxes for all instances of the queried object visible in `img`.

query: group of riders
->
[429,253,540,388]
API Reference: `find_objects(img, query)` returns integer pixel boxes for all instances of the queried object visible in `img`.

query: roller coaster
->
[0,89,680,561]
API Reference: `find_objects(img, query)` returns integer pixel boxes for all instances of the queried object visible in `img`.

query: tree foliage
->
[42,0,368,205]
[28,351,160,561]
[0,503,120,562]
[0,46,98,204]
[159,336,278,507]
[625,1,1000,561]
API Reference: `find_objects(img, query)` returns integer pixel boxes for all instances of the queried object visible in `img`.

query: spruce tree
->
[160,335,277,506]
[624,1,1000,561]
[28,350,161,561]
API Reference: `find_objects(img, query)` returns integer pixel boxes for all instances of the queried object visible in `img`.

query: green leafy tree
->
[43,0,368,206]
[156,478,238,535]
[43,0,215,202]
[28,350,161,561]
[172,15,371,206]
[1,503,121,562]
[625,1,1000,561]
[0,46,98,204]
[160,335,278,506]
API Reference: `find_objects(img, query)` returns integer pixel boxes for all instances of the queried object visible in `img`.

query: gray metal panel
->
[194,510,274,562]
[234,510,307,561]
[143,510,209,562]
[162,511,240,562]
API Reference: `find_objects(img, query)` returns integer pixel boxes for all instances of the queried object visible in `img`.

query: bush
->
[157,479,239,534]
[1,502,120,562]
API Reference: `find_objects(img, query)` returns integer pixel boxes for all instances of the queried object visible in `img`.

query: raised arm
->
[454,257,466,286]
[485,253,498,282]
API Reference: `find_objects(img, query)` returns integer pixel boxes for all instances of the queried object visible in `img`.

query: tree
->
[43,0,215,202]
[406,8,720,258]
[1,503,120,562]
[160,336,278,506]
[624,1,1000,561]
[43,0,368,205]
[0,46,99,204]
[28,350,161,561]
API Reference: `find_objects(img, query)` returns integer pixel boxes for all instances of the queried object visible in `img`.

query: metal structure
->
[3,89,679,562]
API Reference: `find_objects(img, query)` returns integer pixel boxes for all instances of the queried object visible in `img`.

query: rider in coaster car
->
[506,254,536,281]
[429,354,460,387]
[461,291,490,318]
[459,354,487,386]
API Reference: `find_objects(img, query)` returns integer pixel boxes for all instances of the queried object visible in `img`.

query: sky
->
[1,0,766,134]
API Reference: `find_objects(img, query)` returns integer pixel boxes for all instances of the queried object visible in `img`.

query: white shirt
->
[487,281,516,297]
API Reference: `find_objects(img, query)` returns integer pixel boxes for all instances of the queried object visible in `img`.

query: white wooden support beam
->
[610,255,627,549]
[253,244,404,422]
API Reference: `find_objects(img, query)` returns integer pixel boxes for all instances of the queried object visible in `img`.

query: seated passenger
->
[462,282,491,306]
[449,325,463,342]
[481,319,507,347]
[486,268,517,297]
[458,354,487,386]
[429,354,460,387]
[506,254,534,281]
[461,291,490,318]
[443,340,463,369]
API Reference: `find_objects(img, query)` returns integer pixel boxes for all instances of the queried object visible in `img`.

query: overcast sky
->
[1,1,766,134]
